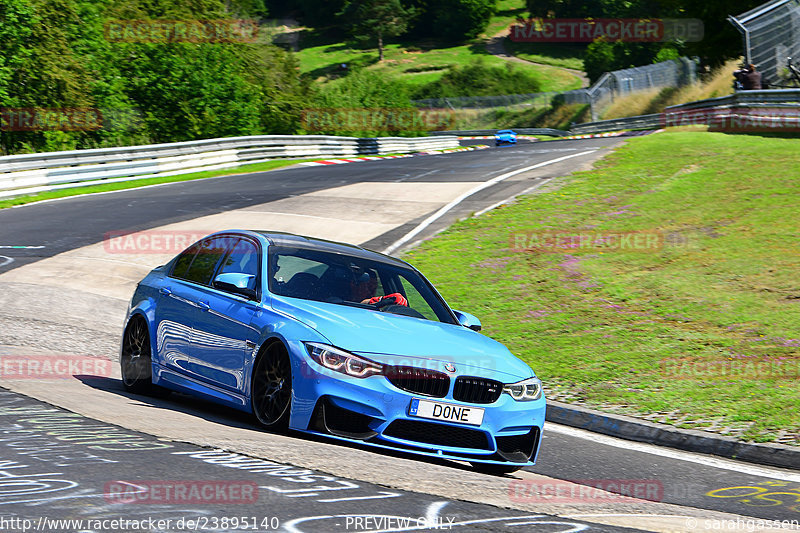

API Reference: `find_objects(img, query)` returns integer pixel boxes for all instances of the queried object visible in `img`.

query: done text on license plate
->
[408,398,484,426]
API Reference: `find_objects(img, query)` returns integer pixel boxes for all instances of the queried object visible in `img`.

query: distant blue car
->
[121,231,545,473]
[495,129,517,145]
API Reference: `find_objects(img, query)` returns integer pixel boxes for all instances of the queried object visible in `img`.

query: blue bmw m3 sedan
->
[120,230,545,474]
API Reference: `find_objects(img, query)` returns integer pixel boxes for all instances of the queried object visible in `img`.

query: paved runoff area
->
[1,138,798,532]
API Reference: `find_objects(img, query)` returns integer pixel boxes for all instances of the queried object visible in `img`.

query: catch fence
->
[412,58,697,121]
[729,0,800,87]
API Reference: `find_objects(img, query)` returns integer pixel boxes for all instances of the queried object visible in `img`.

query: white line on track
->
[546,423,800,482]
[0,245,45,249]
[0,256,12,268]
[382,150,597,255]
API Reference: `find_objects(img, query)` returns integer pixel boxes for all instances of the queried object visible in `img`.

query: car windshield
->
[268,245,455,324]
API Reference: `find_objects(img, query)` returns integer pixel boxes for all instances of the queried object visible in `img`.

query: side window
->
[397,275,439,321]
[171,244,199,279]
[182,237,234,286]
[217,238,260,290]
[273,255,327,283]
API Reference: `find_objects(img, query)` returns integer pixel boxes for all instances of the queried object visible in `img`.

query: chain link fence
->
[411,58,697,122]
[728,0,800,87]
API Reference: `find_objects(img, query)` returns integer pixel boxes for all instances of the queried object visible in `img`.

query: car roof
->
[496,129,515,134]
[252,231,411,268]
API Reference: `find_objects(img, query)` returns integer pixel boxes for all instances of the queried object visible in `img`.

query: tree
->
[341,0,414,61]
[406,0,495,42]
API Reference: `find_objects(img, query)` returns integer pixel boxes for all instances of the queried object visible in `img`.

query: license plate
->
[409,398,484,426]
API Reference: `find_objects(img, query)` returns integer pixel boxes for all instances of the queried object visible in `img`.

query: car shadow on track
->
[75,375,521,478]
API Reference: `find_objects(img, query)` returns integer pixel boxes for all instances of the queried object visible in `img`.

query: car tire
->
[470,462,524,475]
[120,316,167,397]
[251,342,292,430]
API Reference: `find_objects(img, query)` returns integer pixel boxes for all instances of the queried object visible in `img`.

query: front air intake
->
[385,366,450,398]
[453,376,503,404]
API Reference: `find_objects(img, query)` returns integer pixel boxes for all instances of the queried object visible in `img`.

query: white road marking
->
[382,151,597,255]
[546,423,800,482]
[0,245,45,249]
[317,491,402,503]
[426,501,449,523]
[393,169,440,182]
[0,256,13,268]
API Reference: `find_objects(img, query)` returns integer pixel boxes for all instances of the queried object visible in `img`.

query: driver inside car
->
[349,268,408,307]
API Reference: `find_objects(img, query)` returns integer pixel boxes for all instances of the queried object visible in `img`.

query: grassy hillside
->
[295,42,583,94]
[293,2,585,95]
[600,60,738,119]
[404,131,800,445]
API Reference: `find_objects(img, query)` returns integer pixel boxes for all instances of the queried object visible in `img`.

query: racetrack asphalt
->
[0,137,797,532]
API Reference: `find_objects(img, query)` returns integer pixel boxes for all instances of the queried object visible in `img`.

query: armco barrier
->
[431,128,571,137]
[569,114,663,135]
[554,89,800,134]
[0,135,457,199]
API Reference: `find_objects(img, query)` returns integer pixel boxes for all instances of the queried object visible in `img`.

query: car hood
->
[270,296,533,381]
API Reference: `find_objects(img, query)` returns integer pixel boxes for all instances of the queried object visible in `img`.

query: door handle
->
[159,287,172,296]
[197,301,211,311]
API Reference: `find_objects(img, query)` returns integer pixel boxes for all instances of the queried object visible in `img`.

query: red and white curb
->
[299,145,489,167]
[561,131,625,139]
[553,129,664,141]
[299,154,412,166]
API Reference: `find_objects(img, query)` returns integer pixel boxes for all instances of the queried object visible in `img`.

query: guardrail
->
[568,89,800,134]
[665,88,800,110]
[569,114,663,135]
[430,128,571,137]
[0,135,458,199]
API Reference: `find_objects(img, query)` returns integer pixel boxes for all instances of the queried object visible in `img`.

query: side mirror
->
[453,309,481,332]
[213,272,258,300]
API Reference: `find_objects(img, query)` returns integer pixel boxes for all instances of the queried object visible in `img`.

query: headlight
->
[503,377,543,401]
[305,342,384,378]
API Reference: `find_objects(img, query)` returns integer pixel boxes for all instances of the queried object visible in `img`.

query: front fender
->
[243,306,331,406]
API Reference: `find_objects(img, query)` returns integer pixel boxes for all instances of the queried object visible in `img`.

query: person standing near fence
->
[734,64,762,90]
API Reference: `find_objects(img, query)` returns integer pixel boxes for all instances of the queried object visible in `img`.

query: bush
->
[309,70,427,136]
[411,60,541,99]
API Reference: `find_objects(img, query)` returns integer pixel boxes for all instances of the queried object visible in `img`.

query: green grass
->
[484,0,528,37]
[504,41,586,71]
[0,159,311,209]
[295,38,583,94]
[404,131,800,444]
[484,0,587,71]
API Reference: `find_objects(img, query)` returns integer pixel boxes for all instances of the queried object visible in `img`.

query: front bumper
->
[287,341,545,465]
